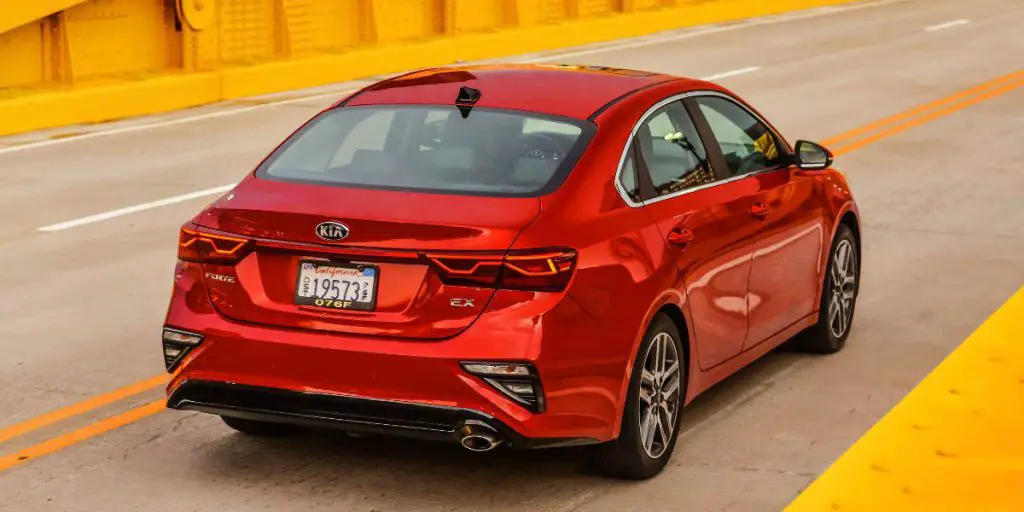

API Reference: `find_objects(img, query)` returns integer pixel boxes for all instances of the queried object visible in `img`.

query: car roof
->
[341,64,694,120]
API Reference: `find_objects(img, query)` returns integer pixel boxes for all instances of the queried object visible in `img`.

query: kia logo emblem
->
[315,221,349,242]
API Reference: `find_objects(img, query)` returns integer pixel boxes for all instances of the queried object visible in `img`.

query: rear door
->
[689,94,825,348]
[627,98,761,370]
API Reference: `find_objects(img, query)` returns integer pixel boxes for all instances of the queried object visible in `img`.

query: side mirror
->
[794,140,833,170]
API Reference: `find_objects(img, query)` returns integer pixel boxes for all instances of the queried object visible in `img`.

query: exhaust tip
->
[460,433,500,452]
[457,421,503,452]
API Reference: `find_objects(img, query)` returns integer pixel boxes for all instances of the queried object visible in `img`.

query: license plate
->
[294,260,378,311]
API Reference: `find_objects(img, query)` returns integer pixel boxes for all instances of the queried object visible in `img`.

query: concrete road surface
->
[1,0,1022,510]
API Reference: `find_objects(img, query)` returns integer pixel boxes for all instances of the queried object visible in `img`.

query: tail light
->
[178,226,253,265]
[426,248,576,292]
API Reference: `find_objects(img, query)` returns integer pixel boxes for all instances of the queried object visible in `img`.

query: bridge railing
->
[0,0,855,136]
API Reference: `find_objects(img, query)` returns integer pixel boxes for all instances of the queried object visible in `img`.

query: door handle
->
[667,227,694,247]
[750,201,771,220]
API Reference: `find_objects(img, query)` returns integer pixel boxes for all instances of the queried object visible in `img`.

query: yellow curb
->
[787,287,1024,510]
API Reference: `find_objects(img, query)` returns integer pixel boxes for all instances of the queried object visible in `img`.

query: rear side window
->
[258,106,594,196]
[634,101,714,199]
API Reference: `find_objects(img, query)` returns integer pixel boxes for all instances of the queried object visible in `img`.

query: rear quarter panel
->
[508,81,707,436]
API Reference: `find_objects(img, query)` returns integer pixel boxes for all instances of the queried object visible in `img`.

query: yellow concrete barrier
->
[0,0,858,136]
[787,286,1024,510]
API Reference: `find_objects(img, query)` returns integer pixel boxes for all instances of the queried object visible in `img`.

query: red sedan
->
[162,64,861,479]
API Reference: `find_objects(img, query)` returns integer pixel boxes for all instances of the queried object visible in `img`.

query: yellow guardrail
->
[0,0,89,35]
[0,0,857,136]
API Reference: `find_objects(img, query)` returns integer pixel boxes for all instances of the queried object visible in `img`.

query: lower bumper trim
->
[168,380,598,449]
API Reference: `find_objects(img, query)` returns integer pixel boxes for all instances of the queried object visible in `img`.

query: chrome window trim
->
[613,90,787,208]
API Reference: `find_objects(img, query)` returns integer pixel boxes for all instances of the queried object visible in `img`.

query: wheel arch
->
[610,292,694,439]
[839,209,861,268]
[656,303,691,386]
[815,203,861,310]
[656,302,700,408]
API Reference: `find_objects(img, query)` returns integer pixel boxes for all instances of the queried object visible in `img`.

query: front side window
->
[694,96,782,176]
[258,106,592,196]
[634,101,714,199]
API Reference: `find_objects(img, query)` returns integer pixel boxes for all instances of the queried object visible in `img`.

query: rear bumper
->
[164,258,634,445]
[168,380,597,449]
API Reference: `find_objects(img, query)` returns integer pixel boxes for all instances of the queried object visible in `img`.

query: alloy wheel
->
[828,239,857,338]
[638,332,681,459]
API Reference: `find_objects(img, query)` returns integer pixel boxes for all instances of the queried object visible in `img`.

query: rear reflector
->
[178,226,252,265]
[461,362,545,413]
[163,327,203,372]
[426,249,576,292]
[461,363,532,377]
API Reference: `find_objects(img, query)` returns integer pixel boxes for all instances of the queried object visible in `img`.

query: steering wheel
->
[519,133,568,162]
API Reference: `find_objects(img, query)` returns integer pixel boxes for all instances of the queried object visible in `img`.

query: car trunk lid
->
[194,178,540,339]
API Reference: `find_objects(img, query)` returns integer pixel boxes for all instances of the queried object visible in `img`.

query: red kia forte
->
[163,64,861,479]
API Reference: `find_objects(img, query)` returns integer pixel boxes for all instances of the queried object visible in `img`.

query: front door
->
[689,94,825,348]
[746,168,826,346]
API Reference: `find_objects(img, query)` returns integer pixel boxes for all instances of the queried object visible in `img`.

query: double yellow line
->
[1,69,1021,474]
[824,70,1024,153]
[0,376,167,471]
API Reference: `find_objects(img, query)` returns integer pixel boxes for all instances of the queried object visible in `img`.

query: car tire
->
[796,224,859,354]
[221,415,295,437]
[589,313,685,480]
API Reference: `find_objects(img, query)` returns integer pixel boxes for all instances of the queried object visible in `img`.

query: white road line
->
[37,185,235,232]
[530,25,742,62]
[530,0,899,63]
[34,65,762,233]
[925,19,970,32]
[700,66,761,82]
[2,0,899,157]
[0,89,357,156]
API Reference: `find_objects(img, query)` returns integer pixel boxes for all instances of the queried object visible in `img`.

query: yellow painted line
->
[0,400,165,473]
[822,71,1024,148]
[0,375,166,445]
[0,61,1017,476]
[829,75,1024,156]
[787,287,1024,510]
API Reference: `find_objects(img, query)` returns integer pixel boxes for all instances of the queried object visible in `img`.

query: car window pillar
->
[631,137,657,202]
[682,96,734,181]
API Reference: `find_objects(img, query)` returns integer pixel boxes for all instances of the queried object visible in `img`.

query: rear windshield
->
[256,105,595,196]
